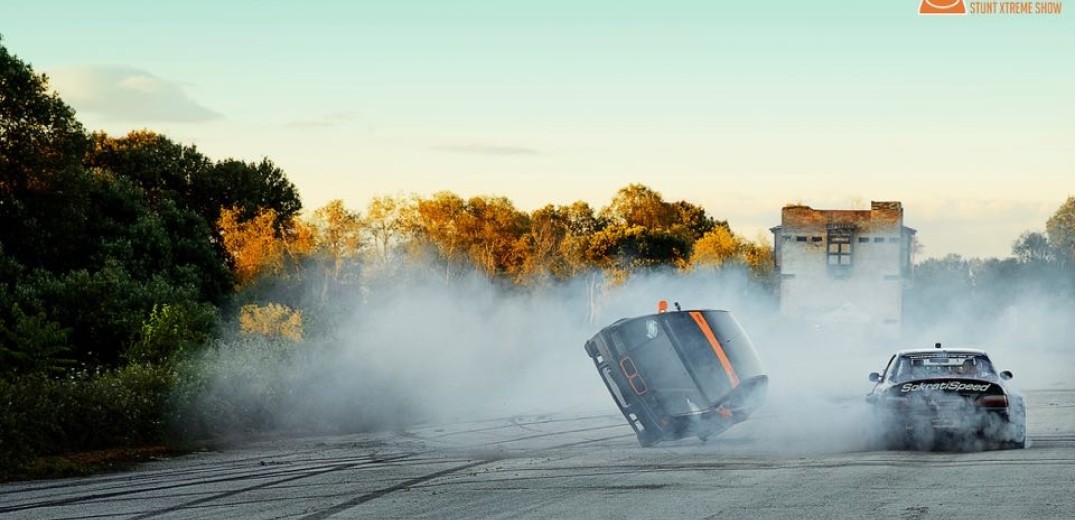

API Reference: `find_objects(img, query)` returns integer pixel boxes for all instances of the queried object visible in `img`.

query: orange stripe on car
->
[689,311,740,388]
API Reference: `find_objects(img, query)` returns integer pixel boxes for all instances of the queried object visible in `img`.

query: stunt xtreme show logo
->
[920,0,967,13]
[919,0,1064,14]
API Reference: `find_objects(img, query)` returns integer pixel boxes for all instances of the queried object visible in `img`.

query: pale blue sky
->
[1,1,1072,258]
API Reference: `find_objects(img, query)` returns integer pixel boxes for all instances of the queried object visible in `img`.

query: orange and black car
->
[584,302,768,447]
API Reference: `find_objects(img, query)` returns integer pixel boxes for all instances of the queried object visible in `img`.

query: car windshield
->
[889,354,995,381]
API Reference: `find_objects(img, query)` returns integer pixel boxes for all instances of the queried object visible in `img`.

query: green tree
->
[127,302,217,365]
[1012,231,1052,265]
[0,303,70,374]
[87,130,213,207]
[92,133,304,243]
[195,158,302,227]
[1046,197,1075,268]
[599,184,718,262]
[0,38,88,196]
[586,224,688,272]
[0,38,93,272]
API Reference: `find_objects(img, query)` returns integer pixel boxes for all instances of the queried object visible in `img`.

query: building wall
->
[772,202,914,336]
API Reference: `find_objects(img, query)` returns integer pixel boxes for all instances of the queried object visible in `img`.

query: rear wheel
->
[636,430,658,447]
[1000,417,1027,449]
[997,402,1027,450]
[999,437,1026,450]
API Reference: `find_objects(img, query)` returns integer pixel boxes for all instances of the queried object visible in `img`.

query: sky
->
[1,0,1072,259]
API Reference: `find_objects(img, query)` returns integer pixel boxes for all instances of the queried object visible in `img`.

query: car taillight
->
[979,395,1008,407]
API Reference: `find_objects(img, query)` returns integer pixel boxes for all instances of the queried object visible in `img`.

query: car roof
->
[895,348,988,357]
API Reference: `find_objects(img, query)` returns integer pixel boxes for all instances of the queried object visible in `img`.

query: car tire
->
[637,431,657,447]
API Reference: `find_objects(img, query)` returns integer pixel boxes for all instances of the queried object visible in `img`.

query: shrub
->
[0,364,175,472]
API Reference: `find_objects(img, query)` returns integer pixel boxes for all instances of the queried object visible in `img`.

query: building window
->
[796,236,807,242]
[858,237,869,243]
[873,237,884,243]
[811,236,822,243]
[827,234,852,277]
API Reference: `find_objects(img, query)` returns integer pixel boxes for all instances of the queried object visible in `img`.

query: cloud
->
[432,143,542,156]
[47,65,221,123]
[285,111,359,129]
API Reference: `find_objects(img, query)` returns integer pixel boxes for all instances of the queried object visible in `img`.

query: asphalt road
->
[2,389,1073,520]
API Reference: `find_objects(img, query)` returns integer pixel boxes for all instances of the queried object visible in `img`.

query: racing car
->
[866,343,1026,450]
[584,301,768,447]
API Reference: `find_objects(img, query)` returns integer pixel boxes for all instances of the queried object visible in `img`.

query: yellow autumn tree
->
[281,215,317,277]
[218,206,284,286]
[688,226,742,269]
[740,234,775,279]
[312,200,365,283]
[366,195,405,266]
[239,303,303,342]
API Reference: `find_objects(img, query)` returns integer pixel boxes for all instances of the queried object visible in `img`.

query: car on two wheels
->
[584,303,768,447]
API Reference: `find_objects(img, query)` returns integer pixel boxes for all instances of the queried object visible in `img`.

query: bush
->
[0,364,175,472]
[167,336,298,442]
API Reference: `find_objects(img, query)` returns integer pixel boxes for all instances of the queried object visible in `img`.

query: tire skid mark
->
[296,461,488,520]
[0,447,349,497]
[5,421,633,518]
[295,433,633,520]
[417,454,1075,491]
[48,513,131,520]
[424,413,620,439]
[0,453,417,514]
[125,460,379,520]
[496,457,1075,474]
[455,423,629,449]
[0,448,414,503]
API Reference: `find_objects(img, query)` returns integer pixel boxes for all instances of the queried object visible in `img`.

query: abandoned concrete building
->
[770,201,916,335]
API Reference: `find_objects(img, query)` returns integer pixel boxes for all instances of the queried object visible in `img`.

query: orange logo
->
[919,0,967,14]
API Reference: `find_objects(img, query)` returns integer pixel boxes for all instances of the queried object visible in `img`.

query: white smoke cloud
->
[183,258,1073,454]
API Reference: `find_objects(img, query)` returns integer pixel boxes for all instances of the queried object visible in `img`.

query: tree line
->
[221,185,776,331]
[1,39,301,374]
[0,36,774,379]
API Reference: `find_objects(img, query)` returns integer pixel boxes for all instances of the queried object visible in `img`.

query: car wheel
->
[637,431,657,447]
